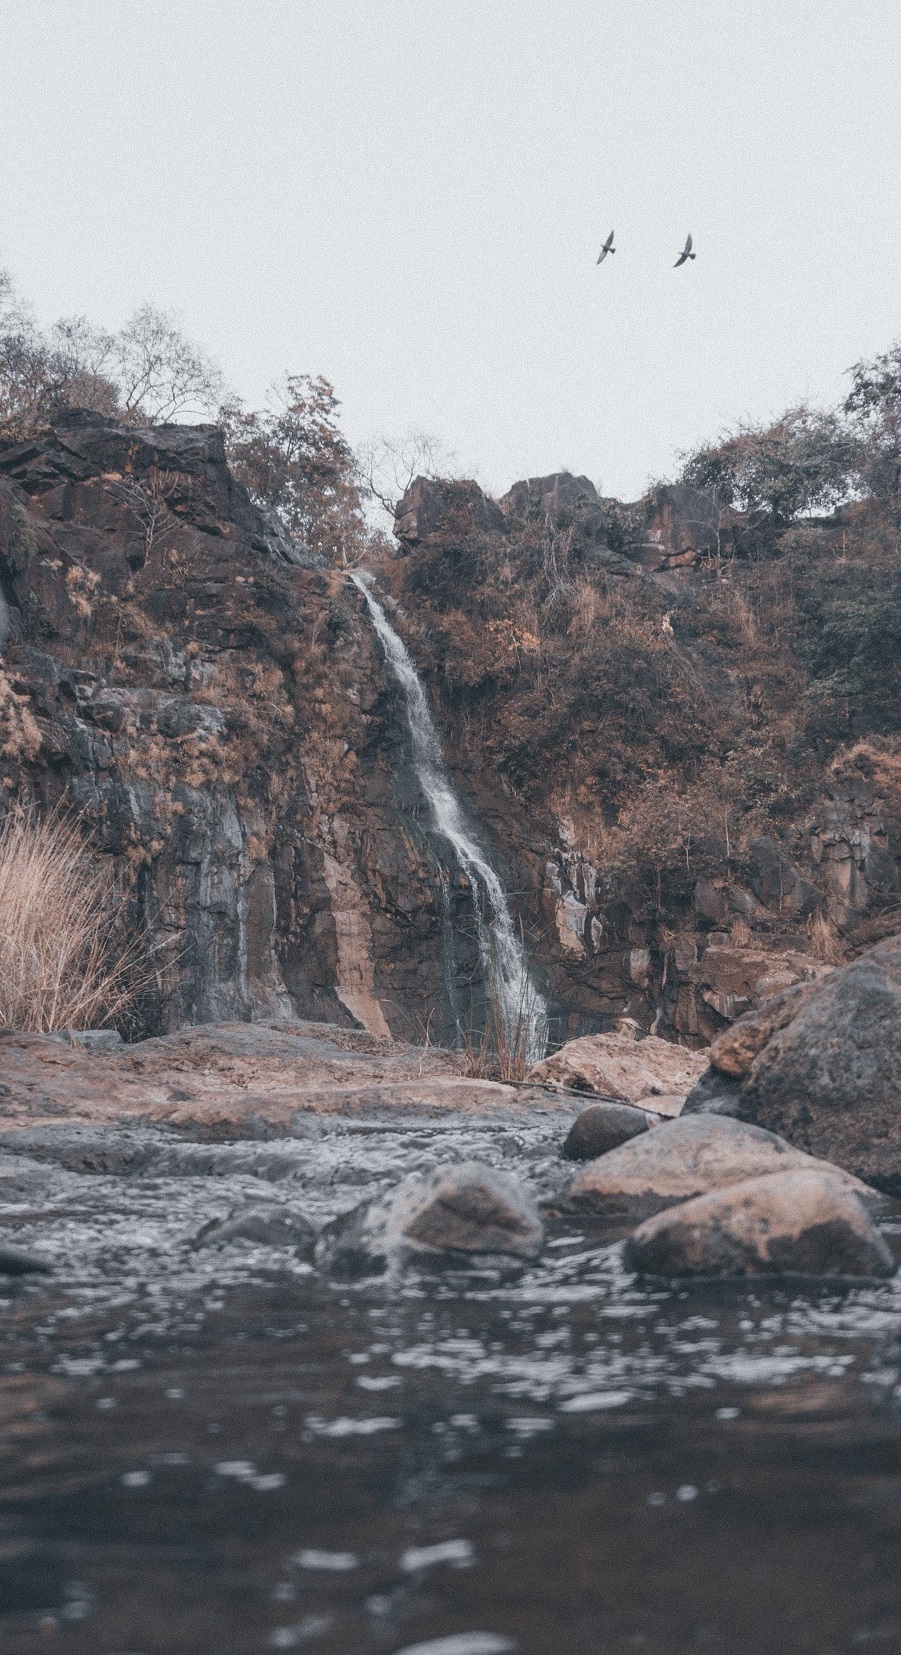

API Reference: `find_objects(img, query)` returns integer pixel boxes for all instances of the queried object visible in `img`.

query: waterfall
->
[351,571,547,1064]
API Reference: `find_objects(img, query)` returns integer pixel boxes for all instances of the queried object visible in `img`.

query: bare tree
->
[0,273,221,436]
[113,304,222,423]
[356,430,459,523]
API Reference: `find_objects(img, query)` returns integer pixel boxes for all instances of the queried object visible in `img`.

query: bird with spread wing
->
[674,234,695,267]
[597,230,615,263]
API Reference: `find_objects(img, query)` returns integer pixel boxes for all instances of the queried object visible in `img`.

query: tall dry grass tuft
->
[458,970,545,1084]
[0,808,143,1033]
[806,909,843,965]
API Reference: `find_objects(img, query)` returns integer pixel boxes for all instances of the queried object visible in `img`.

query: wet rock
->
[625,1169,896,1279]
[529,1030,708,1105]
[567,1114,870,1219]
[562,1102,650,1161]
[0,1243,52,1275]
[737,936,901,1194]
[316,1162,544,1278]
[194,1204,316,1256]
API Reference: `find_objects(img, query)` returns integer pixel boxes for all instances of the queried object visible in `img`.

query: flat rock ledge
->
[624,1169,896,1280]
[0,1021,583,1137]
[568,1115,874,1219]
[316,1162,544,1279]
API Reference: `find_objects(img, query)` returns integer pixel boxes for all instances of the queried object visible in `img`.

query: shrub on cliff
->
[677,405,858,554]
[0,809,142,1033]
[219,375,368,563]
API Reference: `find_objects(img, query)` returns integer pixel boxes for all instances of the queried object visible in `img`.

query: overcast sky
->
[2,0,900,500]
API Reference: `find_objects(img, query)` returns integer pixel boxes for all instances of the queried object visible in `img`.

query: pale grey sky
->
[2,0,900,500]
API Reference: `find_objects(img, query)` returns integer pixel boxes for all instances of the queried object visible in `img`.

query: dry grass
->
[806,910,843,964]
[729,917,754,948]
[457,974,546,1083]
[0,808,144,1032]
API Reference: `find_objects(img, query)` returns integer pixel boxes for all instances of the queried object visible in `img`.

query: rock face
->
[625,1169,895,1280]
[567,1114,868,1218]
[530,1030,708,1110]
[562,1101,650,1161]
[315,1162,544,1277]
[735,936,901,1195]
[0,413,480,1042]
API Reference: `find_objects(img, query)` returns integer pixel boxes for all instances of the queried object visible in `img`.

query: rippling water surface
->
[2,1112,901,1653]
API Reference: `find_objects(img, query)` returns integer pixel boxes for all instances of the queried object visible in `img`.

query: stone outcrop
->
[706,981,820,1078]
[394,477,505,546]
[315,1162,544,1277]
[567,1114,870,1219]
[529,1029,708,1110]
[625,1169,895,1279]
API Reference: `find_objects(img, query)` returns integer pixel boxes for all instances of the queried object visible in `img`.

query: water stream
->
[351,572,547,1063]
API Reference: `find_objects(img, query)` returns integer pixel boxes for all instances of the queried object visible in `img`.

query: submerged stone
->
[193,1204,316,1257]
[316,1162,544,1278]
[0,1243,52,1275]
[625,1168,896,1279]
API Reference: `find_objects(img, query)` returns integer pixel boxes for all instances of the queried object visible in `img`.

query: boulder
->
[393,477,505,545]
[707,981,819,1078]
[528,1030,708,1107]
[738,935,901,1194]
[567,1114,870,1219]
[193,1204,316,1257]
[316,1162,544,1278]
[562,1101,651,1161]
[625,1169,896,1279]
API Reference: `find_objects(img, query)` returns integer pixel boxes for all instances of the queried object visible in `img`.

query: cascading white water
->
[351,571,547,1063]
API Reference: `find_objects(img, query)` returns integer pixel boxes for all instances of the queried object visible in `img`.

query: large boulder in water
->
[625,1169,896,1280]
[316,1162,544,1278]
[530,1030,709,1113]
[567,1114,872,1219]
[687,936,901,1195]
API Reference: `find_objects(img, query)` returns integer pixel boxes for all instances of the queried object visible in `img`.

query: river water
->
[2,1110,901,1653]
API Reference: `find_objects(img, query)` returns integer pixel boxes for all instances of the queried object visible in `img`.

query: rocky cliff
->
[0,415,898,1047]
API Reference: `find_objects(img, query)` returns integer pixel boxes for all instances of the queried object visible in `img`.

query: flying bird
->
[597,230,615,264]
[674,234,695,268]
